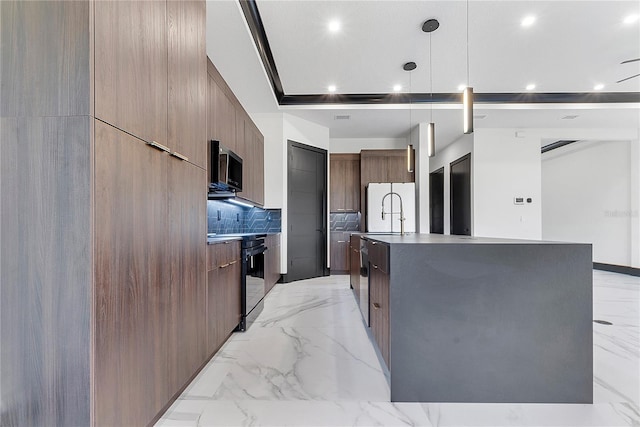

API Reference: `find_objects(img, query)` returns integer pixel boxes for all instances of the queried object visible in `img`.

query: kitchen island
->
[353,233,593,404]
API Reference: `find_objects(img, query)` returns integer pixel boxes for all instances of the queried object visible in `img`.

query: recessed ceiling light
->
[525,83,536,91]
[328,85,337,93]
[328,20,341,32]
[457,84,466,91]
[521,15,536,27]
[594,83,605,90]
[393,84,402,92]
[623,14,639,24]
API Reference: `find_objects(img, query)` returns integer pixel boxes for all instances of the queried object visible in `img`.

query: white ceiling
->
[206,0,640,148]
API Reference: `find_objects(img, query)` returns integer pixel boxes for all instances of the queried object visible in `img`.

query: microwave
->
[208,140,243,192]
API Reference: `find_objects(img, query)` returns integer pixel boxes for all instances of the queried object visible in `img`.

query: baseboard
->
[593,263,640,277]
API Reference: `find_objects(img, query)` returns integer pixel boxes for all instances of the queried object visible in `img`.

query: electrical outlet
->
[217,210,221,221]
[236,213,240,222]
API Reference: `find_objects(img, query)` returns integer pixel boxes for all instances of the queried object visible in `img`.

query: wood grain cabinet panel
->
[94,121,170,427]
[167,159,207,394]
[207,241,242,355]
[368,242,390,368]
[330,231,351,274]
[167,0,207,168]
[95,0,168,146]
[330,154,360,213]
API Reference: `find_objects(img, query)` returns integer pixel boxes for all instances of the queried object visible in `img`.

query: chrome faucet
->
[381,192,406,235]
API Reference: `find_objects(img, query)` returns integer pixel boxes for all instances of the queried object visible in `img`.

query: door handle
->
[373,303,380,309]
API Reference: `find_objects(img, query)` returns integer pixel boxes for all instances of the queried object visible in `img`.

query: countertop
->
[206,232,280,245]
[352,232,579,245]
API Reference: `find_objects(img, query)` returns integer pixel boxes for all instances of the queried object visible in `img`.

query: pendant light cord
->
[429,32,433,123]
[466,0,470,85]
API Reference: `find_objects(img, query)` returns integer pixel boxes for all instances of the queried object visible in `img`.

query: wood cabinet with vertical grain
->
[330,231,351,274]
[94,121,170,427]
[367,240,390,368]
[330,153,360,212]
[207,240,242,355]
[167,0,207,168]
[94,0,168,146]
[2,1,211,425]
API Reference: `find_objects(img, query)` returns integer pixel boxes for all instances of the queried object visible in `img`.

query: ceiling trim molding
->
[239,0,285,102]
[279,92,640,106]
[241,0,640,107]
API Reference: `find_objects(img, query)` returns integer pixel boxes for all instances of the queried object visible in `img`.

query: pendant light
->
[404,62,417,172]
[422,18,439,157]
[463,0,474,134]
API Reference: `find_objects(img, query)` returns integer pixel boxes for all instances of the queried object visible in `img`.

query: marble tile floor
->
[156,271,640,427]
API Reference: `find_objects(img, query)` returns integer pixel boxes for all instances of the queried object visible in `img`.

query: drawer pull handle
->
[229,260,237,265]
[371,242,377,245]
[337,240,346,243]
[373,303,380,309]
[220,263,230,268]
[170,151,189,161]
[373,264,378,269]
[147,140,171,153]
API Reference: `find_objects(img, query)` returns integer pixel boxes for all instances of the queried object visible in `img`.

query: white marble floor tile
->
[422,402,635,427]
[211,325,389,401]
[161,400,432,427]
[157,270,640,427]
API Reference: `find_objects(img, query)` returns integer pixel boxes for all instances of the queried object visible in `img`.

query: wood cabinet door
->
[206,266,220,355]
[330,158,346,211]
[167,0,207,168]
[225,257,242,334]
[212,82,237,153]
[95,0,168,146]
[94,121,169,426]
[345,158,361,212]
[255,132,265,205]
[167,158,207,392]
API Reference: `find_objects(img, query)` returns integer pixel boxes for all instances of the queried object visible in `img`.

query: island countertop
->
[353,232,577,245]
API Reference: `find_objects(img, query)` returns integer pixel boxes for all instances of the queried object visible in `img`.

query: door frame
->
[429,167,445,234]
[282,140,328,283]
[449,153,472,236]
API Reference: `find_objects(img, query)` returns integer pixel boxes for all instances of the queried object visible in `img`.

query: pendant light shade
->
[463,86,474,134]
[407,144,414,172]
[427,123,436,157]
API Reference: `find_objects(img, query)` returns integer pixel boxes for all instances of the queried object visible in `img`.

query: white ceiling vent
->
[334,115,350,120]
[561,115,579,120]
[474,114,487,120]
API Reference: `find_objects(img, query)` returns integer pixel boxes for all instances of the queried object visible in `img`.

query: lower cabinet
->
[207,241,242,355]
[367,240,390,368]
[94,121,207,426]
[330,231,351,274]
[265,234,281,294]
[350,235,360,302]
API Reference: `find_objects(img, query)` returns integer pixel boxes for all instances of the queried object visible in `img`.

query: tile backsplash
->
[207,200,281,234]
[330,212,361,231]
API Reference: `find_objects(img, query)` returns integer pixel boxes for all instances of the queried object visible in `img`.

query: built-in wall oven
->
[239,234,267,331]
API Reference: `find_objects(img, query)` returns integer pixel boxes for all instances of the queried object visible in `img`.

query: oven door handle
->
[246,245,267,257]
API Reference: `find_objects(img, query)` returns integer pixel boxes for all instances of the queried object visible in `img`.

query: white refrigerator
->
[366,182,416,233]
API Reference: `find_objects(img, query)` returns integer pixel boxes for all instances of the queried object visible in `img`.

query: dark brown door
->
[287,141,327,282]
[429,167,445,234]
[450,153,471,236]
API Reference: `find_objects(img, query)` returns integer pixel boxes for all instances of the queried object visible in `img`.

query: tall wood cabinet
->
[207,58,264,205]
[330,153,360,212]
[1,2,208,426]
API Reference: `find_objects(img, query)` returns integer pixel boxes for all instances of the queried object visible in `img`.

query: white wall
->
[252,113,331,274]
[472,129,542,240]
[428,133,474,235]
[330,137,407,153]
[542,138,638,267]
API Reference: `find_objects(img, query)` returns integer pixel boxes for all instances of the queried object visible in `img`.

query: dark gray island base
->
[358,234,593,404]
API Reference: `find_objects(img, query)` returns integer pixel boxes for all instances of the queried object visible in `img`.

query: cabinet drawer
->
[207,240,241,270]
[367,240,388,274]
